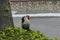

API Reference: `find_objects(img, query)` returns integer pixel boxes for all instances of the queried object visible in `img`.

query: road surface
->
[13,17,60,40]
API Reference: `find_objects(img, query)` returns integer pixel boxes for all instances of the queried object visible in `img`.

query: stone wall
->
[11,1,60,13]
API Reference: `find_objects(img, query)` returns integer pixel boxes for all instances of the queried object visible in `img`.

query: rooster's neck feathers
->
[23,16,30,24]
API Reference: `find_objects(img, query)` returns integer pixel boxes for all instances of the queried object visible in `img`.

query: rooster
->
[21,15,30,31]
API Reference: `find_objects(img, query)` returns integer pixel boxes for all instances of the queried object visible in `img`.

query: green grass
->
[0,27,58,40]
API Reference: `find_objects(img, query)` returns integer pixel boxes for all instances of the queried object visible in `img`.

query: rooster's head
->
[26,15,30,20]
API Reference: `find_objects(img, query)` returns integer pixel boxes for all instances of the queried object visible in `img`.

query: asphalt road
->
[13,17,60,40]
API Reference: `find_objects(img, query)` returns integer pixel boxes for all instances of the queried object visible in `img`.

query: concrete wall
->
[11,1,60,13]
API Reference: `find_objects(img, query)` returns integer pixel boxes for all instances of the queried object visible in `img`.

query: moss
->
[4,13,8,16]
[8,0,11,4]
[4,6,9,12]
